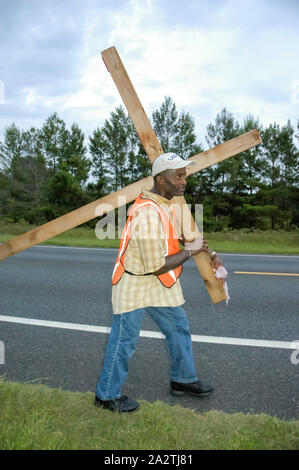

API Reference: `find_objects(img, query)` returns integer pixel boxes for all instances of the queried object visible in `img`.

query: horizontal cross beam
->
[0,130,261,263]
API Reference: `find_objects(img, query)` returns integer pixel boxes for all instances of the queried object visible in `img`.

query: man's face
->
[158,168,187,198]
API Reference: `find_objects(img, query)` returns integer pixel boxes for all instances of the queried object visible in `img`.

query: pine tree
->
[41,112,69,174]
[101,106,130,191]
[64,123,90,186]
[0,123,22,172]
[152,96,178,152]
[205,108,242,194]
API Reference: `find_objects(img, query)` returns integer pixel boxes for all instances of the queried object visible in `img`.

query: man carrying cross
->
[0,47,261,415]
[94,152,224,413]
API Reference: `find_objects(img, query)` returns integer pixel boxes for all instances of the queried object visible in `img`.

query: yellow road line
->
[234,271,299,276]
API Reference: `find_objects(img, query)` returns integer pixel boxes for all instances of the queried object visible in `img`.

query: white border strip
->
[0,315,294,350]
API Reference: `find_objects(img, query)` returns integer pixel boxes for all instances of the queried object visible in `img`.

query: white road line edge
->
[0,315,294,350]
[5,244,298,258]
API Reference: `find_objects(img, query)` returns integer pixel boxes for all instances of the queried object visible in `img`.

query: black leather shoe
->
[170,380,214,397]
[94,394,139,413]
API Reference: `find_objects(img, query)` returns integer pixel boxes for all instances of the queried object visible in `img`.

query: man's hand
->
[184,236,210,256]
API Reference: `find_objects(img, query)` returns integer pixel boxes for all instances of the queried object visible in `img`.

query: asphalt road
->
[0,245,298,420]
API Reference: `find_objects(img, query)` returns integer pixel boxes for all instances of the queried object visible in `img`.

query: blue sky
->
[0,0,298,148]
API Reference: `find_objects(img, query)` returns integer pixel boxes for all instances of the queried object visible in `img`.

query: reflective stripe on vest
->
[112,194,182,288]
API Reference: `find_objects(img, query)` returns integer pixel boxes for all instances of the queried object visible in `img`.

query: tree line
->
[0,96,298,231]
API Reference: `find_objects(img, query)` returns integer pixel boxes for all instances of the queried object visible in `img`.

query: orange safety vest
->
[112,193,182,288]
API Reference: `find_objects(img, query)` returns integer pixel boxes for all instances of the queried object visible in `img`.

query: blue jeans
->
[95,306,198,400]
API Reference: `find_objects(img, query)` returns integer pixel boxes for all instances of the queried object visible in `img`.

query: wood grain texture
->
[102,47,163,162]
[186,129,262,175]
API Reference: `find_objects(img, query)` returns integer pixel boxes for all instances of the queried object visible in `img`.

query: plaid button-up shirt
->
[111,188,185,314]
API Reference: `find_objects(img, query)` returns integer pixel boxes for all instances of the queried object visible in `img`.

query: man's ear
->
[155,174,165,185]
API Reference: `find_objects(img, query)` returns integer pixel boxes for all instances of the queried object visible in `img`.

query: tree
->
[152,96,178,152]
[0,125,51,223]
[101,106,130,191]
[47,170,84,217]
[278,120,298,188]
[41,112,69,174]
[0,170,10,218]
[39,114,91,217]
[0,123,23,220]
[240,114,264,196]
[89,127,109,198]
[205,108,242,194]
[260,123,282,187]
[123,118,145,185]
[64,123,90,186]
[275,120,298,229]
[173,111,202,159]
[204,108,243,230]
[258,121,299,229]
[18,127,50,224]
[0,123,22,172]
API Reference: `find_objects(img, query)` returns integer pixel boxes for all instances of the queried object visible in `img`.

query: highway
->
[0,245,298,419]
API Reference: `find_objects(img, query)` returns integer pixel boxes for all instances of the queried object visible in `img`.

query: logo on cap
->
[167,154,178,161]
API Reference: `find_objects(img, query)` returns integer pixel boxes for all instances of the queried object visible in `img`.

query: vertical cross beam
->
[102,46,227,303]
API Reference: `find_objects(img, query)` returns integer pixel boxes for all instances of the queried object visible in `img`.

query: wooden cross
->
[0,46,262,303]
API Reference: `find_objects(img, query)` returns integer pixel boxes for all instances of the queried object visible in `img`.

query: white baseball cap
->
[152,152,195,177]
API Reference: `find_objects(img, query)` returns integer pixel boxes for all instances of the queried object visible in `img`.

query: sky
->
[0,0,298,149]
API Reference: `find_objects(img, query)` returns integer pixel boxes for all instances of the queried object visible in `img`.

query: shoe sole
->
[170,389,213,397]
[120,403,140,413]
[94,399,140,413]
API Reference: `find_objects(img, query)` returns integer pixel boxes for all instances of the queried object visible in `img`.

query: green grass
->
[205,229,299,255]
[1,222,299,254]
[0,378,298,450]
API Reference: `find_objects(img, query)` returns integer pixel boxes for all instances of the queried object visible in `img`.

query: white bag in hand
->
[214,265,230,305]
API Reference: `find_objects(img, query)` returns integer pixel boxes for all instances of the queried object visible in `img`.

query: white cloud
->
[62,0,240,134]
[0,0,298,145]
[59,0,298,145]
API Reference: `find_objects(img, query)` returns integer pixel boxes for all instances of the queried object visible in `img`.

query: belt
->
[124,269,153,276]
